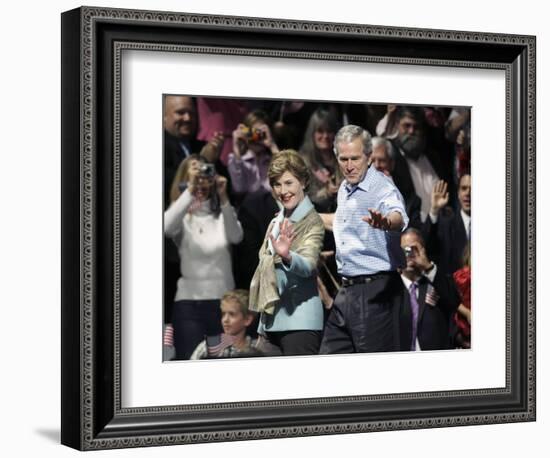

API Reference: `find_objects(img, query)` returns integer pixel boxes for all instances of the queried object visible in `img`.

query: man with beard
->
[394,228,459,351]
[390,107,453,223]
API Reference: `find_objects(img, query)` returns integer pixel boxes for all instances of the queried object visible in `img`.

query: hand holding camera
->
[187,163,216,200]
[232,123,249,158]
[403,242,432,272]
[232,122,277,158]
[215,175,229,205]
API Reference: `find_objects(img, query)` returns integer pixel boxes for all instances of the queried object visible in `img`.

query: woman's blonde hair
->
[268,149,310,191]
[169,154,204,203]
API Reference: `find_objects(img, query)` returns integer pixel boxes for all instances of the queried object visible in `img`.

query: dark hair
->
[458,171,471,184]
[243,110,272,129]
[401,227,426,247]
[396,106,425,126]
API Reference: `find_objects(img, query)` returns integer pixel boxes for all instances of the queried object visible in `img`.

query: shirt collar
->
[400,273,421,290]
[460,209,471,225]
[275,195,314,223]
[344,165,373,194]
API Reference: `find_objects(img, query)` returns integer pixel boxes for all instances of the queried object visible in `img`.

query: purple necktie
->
[409,282,419,351]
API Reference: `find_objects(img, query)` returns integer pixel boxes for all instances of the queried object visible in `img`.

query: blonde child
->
[190,290,280,359]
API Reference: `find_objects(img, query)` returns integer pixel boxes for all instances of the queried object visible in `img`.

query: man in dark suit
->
[394,228,459,351]
[423,173,471,275]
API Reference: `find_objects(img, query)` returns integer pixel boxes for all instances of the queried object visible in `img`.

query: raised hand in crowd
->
[256,122,279,154]
[215,175,230,205]
[430,179,449,217]
[200,130,225,163]
[232,123,249,159]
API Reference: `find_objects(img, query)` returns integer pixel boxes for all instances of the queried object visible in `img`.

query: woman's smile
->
[272,170,305,214]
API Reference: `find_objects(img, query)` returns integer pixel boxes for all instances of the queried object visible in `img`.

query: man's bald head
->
[163,95,197,139]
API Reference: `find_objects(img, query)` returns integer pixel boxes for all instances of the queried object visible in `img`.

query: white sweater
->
[164,190,244,301]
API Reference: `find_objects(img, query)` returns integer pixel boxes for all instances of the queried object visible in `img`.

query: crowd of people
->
[162,95,472,361]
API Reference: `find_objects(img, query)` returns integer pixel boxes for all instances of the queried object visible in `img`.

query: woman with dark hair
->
[299,108,342,213]
[164,155,244,359]
[248,150,325,356]
[228,110,280,196]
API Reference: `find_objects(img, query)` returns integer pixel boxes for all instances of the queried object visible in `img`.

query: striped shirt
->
[334,166,408,277]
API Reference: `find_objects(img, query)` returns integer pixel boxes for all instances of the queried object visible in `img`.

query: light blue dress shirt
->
[333,166,409,277]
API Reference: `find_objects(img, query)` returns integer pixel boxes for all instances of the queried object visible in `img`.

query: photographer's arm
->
[216,176,244,244]
[164,189,194,238]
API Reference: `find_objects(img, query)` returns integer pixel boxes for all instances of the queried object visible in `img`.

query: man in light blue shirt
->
[320,125,409,354]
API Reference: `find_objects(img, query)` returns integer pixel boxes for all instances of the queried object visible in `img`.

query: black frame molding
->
[61,6,536,450]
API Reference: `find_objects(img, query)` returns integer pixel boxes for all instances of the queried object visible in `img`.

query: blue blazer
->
[258,196,324,333]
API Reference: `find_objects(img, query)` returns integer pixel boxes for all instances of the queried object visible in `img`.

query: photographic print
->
[162,96,473,362]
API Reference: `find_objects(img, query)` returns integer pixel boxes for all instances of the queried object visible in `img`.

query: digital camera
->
[243,126,266,143]
[198,163,216,179]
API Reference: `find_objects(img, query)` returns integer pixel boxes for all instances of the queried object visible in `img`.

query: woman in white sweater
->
[164,155,244,359]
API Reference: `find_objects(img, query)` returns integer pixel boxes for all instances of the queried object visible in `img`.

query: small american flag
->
[425,285,440,306]
[163,324,174,346]
[206,334,237,357]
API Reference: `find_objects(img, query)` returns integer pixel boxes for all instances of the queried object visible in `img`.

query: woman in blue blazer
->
[249,150,325,356]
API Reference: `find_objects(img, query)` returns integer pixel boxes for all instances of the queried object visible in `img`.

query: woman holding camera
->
[228,110,279,196]
[249,150,325,355]
[164,155,244,359]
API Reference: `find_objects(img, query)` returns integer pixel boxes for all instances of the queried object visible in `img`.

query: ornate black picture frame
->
[61,6,536,450]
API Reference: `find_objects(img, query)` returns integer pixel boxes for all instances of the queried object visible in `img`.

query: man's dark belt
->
[341,271,393,287]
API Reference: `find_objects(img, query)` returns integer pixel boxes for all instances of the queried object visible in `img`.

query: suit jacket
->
[394,269,460,351]
[390,140,454,210]
[424,209,468,276]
